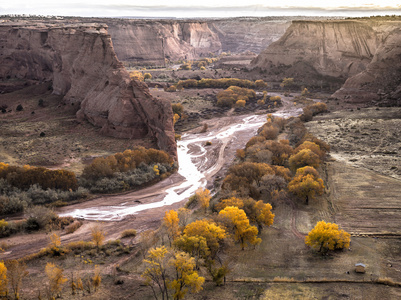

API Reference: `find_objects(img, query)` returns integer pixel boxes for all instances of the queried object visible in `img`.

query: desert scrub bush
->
[165,85,177,92]
[120,229,137,238]
[65,221,82,234]
[25,206,58,231]
[217,86,256,108]
[171,103,184,116]
[129,71,144,81]
[65,241,94,252]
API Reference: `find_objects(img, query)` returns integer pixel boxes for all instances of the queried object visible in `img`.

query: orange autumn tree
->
[218,206,261,250]
[305,221,351,253]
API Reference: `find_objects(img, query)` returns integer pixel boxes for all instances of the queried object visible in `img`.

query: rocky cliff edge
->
[0,21,177,158]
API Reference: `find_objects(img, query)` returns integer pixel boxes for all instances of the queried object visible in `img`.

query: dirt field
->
[0,84,154,173]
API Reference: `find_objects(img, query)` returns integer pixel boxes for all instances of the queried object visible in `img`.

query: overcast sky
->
[1,1,400,18]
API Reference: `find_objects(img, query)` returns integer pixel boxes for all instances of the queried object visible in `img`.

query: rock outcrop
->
[89,17,291,66]
[252,19,401,105]
[251,20,378,82]
[332,23,401,105]
[0,21,176,157]
[105,20,222,66]
[211,18,291,54]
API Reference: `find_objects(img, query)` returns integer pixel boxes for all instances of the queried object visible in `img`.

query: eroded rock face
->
[106,20,222,66]
[0,21,176,158]
[251,20,378,81]
[96,17,291,66]
[332,25,401,105]
[252,19,401,105]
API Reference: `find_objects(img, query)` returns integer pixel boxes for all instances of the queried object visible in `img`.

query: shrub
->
[120,229,137,238]
[66,241,94,251]
[25,206,57,231]
[129,71,144,82]
[16,104,23,111]
[172,103,184,116]
[165,85,177,92]
[65,221,82,234]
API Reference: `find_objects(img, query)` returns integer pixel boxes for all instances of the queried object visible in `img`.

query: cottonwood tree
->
[0,261,7,297]
[288,166,324,205]
[216,198,274,232]
[163,210,180,245]
[183,219,226,259]
[91,224,105,250]
[169,252,205,300]
[289,148,320,171]
[195,188,211,213]
[45,263,67,299]
[305,221,350,253]
[142,246,170,300]
[218,206,261,250]
[6,260,29,300]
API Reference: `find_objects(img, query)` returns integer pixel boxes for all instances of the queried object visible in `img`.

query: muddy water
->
[61,103,302,221]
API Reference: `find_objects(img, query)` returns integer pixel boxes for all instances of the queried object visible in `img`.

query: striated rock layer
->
[105,20,222,66]
[94,17,291,66]
[332,22,401,105]
[251,20,401,105]
[0,21,176,157]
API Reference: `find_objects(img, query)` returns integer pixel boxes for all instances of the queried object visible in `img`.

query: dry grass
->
[120,229,137,238]
[65,220,83,234]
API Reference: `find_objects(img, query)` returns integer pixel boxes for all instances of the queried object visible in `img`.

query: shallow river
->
[61,103,302,221]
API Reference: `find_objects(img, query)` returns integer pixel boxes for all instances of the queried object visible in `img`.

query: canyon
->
[0,20,176,157]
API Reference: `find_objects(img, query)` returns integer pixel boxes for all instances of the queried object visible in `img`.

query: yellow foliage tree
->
[183,219,226,258]
[169,252,205,300]
[218,206,261,250]
[163,210,180,244]
[0,261,8,297]
[141,246,170,300]
[174,235,210,269]
[305,221,351,253]
[288,168,324,205]
[216,197,244,211]
[91,225,105,249]
[196,188,211,213]
[45,263,68,299]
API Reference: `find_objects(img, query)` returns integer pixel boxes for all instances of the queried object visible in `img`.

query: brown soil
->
[0,83,155,173]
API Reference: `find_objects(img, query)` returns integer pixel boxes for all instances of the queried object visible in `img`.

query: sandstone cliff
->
[252,19,401,105]
[105,20,222,66]
[211,18,290,54]
[0,21,176,157]
[332,23,401,105]
[90,17,291,66]
[251,20,378,81]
